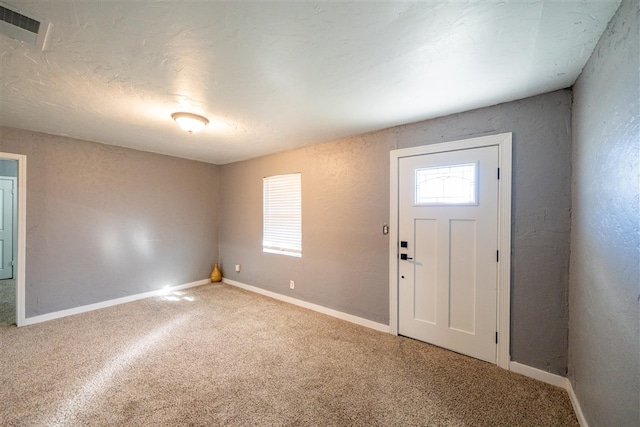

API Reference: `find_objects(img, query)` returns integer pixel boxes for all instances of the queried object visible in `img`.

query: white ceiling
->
[0,1,621,165]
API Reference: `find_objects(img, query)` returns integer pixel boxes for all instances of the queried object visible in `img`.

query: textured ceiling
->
[0,1,621,165]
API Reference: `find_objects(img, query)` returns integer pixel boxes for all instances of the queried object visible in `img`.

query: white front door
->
[0,178,14,280]
[398,145,499,363]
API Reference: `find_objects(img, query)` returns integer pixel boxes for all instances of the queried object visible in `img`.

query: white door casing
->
[398,146,498,363]
[0,153,26,326]
[389,133,512,369]
[0,177,15,280]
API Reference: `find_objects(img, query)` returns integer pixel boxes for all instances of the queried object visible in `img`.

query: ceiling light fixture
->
[171,112,209,134]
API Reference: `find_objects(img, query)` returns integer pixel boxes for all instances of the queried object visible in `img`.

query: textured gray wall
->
[569,0,640,425]
[219,89,572,374]
[0,127,220,318]
[220,133,396,321]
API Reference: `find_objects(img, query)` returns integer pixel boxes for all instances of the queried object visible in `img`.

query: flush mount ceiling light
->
[171,112,209,133]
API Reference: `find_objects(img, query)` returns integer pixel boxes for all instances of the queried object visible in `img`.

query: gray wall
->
[0,126,220,318]
[569,0,640,425]
[219,89,573,374]
[220,133,395,321]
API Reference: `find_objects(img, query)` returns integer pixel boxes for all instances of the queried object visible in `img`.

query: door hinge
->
[496,332,499,344]
[496,250,499,262]
[497,168,500,179]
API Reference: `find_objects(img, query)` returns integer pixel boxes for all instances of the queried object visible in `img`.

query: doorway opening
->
[0,153,26,326]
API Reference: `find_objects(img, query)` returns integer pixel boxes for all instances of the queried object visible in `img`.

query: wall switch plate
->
[235,264,241,272]
[290,280,295,289]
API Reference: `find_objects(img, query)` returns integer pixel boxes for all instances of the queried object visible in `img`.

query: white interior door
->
[0,178,15,280]
[398,145,499,363]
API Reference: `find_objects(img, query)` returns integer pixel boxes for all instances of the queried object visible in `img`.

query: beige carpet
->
[0,284,578,426]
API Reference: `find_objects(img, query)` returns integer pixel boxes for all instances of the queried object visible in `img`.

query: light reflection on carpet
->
[44,315,190,427]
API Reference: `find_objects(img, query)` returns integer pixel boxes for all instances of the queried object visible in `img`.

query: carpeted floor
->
[0,284,578,426]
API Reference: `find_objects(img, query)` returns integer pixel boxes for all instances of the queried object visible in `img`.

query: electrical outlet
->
[290,280,295,289]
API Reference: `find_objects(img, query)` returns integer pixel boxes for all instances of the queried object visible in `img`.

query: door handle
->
[400,253,413,260]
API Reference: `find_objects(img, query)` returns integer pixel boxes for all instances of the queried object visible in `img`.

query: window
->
[263,173,301,257]
[415,162,477,205]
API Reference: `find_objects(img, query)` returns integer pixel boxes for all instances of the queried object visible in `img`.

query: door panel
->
[449,219,477,334]
[0,178,14,280]
[398,146,498,363]
[414,219,437,324]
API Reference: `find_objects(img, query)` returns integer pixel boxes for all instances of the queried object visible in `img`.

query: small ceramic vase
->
[210,262,222,282]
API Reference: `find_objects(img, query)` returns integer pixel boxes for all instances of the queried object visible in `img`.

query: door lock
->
[400,253,413,260]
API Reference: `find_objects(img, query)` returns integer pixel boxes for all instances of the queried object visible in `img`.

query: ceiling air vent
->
[0,2,52,50]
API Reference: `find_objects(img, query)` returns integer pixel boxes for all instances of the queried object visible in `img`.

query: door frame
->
[389,133,512,369]
[0,152,26,326]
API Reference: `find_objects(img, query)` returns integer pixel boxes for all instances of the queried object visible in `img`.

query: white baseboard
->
[509,361,568,388]
[222,278,390,333]
[22,279,210,326]
[566,379,588,427]
[509,362,588,427]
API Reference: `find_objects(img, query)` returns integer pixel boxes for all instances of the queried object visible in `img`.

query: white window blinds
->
[263,173,302,257]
